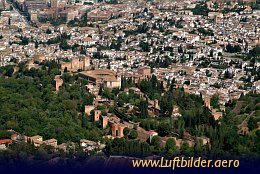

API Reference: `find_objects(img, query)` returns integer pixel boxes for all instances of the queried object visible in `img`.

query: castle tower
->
[84,105,95,115]
[118,125,125,137]
[111,124,118,137]
[84,56,90,69]
[54,75,63,94]
[204,95,211,109]
[111,123,125,138]
[116,73,121,89]
[102,116,109,129]
[94,110,101,122]
[71,58,80,71]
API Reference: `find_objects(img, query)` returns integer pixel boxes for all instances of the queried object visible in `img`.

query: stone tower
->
[204,95,211,109]
[84,56,90,69]
[112,123,125,138]
[102,116,109,129]
[54,75,63,94]
[94,110,101,122]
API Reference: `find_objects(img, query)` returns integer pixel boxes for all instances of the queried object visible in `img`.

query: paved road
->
[7,1,31,27]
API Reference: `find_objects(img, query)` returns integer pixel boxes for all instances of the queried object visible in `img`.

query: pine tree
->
[159,81,164,92]
[165,138,176,156]
[98,85,103,95]
[139,99,148,119]
[120,76,125,90]
[82,114,87,128]
[35,41,39,49]
[169,78,176,92]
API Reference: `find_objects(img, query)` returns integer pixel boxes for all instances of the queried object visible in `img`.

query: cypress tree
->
[82,114,87,128]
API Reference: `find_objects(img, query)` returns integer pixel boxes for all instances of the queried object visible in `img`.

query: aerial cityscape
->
[0,0,259,171]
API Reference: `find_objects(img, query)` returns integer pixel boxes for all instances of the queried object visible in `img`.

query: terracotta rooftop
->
[0,139,12,144]
[79,69,118,82]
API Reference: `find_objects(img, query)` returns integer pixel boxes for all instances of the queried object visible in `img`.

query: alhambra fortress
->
[0,53,229,152]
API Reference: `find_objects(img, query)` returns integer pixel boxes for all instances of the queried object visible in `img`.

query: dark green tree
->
[165,138,176,156]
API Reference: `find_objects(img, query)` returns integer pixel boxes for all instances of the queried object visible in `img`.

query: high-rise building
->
[30,11,38,22]
[0,0,6,10]
[51,0,58,8]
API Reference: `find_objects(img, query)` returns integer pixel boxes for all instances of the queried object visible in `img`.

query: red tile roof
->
[0,139,12,144]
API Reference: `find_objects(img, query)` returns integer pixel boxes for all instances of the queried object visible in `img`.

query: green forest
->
[0,61,104,143]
